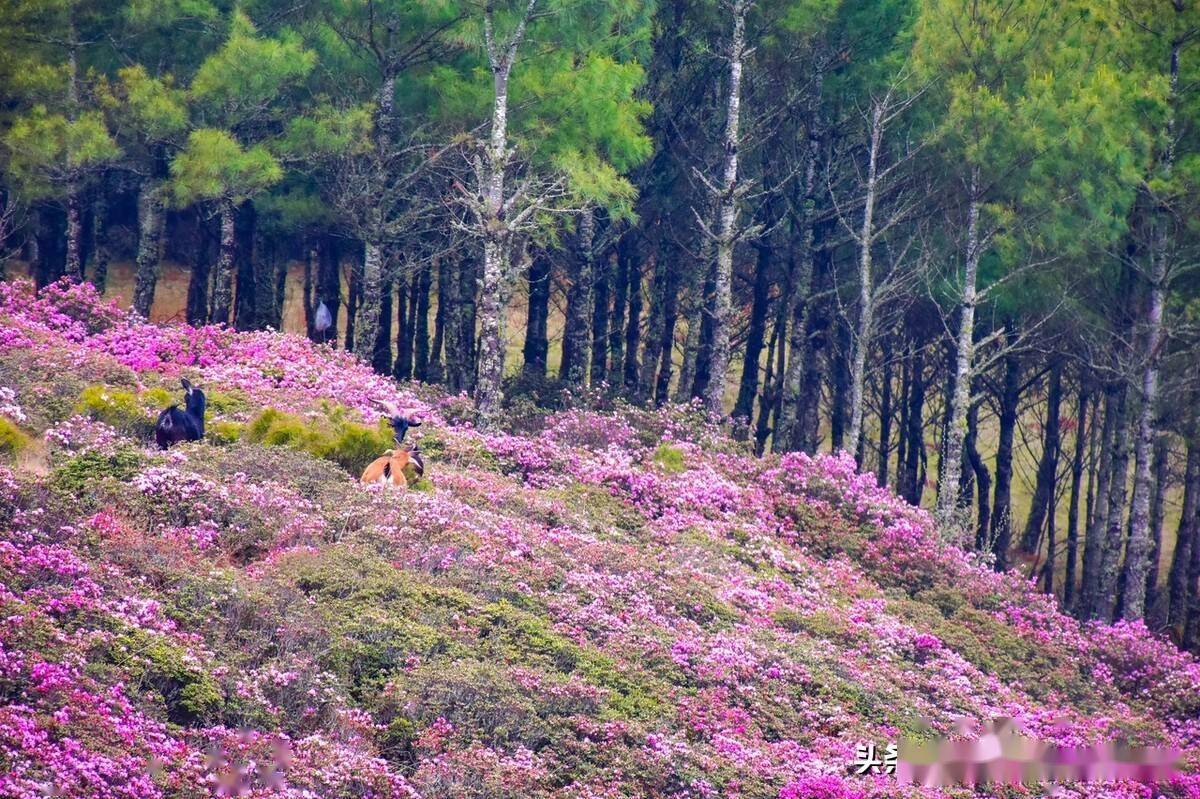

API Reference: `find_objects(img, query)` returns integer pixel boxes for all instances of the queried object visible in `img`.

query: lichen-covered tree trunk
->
[209,202,238,325]
[66,188,83,281]
[703,0,749,416]
[936,172,981,528]
[132,183,166,319]
[1097,388,1132,622]
[561,209,595,386]
[354,241,384,361]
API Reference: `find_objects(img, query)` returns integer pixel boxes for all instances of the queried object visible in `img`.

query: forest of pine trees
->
[2,0,1200,645]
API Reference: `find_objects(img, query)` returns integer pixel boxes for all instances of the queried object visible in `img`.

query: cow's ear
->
[181,378,193,393]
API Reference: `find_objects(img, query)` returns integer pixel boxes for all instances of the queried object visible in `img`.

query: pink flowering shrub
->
[0,278,1198,798]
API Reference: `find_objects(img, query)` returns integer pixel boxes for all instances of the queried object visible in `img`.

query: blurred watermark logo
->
[853,717,1184,787]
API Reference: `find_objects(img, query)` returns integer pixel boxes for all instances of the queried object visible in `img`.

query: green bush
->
[652,444,687,474]
[206,420,244,445]
[50,449,144,497]
[75,385,157,436]
[244,406,393,475]
[0,417,30,461]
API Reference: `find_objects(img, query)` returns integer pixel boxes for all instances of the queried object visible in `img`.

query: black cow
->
[154,378,207,449]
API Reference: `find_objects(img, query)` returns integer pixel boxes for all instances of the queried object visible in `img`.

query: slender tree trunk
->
[990,341,1021,569]
[233,202,258,331]
[1098,388,1132,622]
[562,209,595,385]
[877,342,894,488]
[1143,434,1170,617]
[734,241,772,421]
[90,185,109,293]
[703,0,749,416]
[609,241,629,386]
[414,265,431,380]
[624,251,644,394]
[345,244,363,350]
[937,171,982,526]
[755,309,785,455]
[1080,387,1118,619]
[674,262,707,403]
[316,234,340,345]
[185,213,211,326]
[64,34,83,282]
[830,323,849,453]
[653,253,681,406]
[209,202,237,324]
[1020,362,1064,554]
[1064,385,1089,611]
[590,250,610,386]
[428,257,448,382]
[303,244,317,339]
[639,248,666,400]
[966,399,991,550]
[374,271,396,374]
[132,183,166,318]
[900,345,926,506]
[1168,432,1199,630]
[393,274,410,379]
[1186,512,1200,648]
[523,251,550,379]
[772,115,820,453]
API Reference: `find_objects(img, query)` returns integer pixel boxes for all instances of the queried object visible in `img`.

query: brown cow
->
[361,402,424,487]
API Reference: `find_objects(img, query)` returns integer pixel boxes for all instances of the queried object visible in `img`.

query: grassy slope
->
[1,278,1198,799]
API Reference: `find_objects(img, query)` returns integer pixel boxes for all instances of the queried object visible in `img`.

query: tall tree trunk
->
[624,250,644,394]
[639,248,666,401]
[185,213,211,326]
[900,344,926,506]
[132,183,166,318]
[1186,510,1200,648]
[393,273,411,379]
[233,202,258,331]
[733,241,772,421]
[345,244,362,350]
[414,265,431,381]
[772,98,821,453]
[1143,434,1170,618]
[590,250,610,386]
[990,341,1021,569]
[966,399,991,550]
[830,322,849,453]
[89,185,109,291]
[846,100,884,457]
[674,263,707,403]
[373,271,394,374]
[523,251,550,379]
[936,170,982,526]
[1097,388,1132,622]
[561,209,595,385]
[1168,431,1199,630]
[609,240,630,386]
[303,244,317,339]
[429,257,449,382]
[877,340,894,488]
[1079,387,1118,619]
[354,241,385,361]
[653,250,681,406]
[317,234,341,345]
[755,309,785,455]
[210,202,238,325]
[1064,385,1089,611]
[703,0,749,416]
[1020,362,1064,554]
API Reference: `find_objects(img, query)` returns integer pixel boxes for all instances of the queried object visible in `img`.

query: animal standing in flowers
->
[360,400,424,487]
[154,378,207,449]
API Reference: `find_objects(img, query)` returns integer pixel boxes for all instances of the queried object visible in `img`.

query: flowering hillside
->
[1,278,1198,799]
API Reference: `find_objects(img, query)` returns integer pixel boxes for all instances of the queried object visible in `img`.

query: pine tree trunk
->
[1079,387,1117,619]
[561,209,595,385]
[1020,363,1064,554]
[624,251,643,395]
[1167,432,1199,630]
[476,240,507,419]
[609,242,629,385]
[830,322,849,454]
[1097,388,1132,622]
[703,0,749,416]
[967,400,991,550]
[1186,518,1200,648]
[674,264,707,403]
[1064,385,1089,611]
[303,245,317,339]
[393,274,411,379]
[900,344,926,506]
[91,186,109,293]
[733,241,772,421]
[755,309,785,455]
[590,250,610,386]
[936,171,981,526]
[210,202,237,325]
[414,266,431,381]
[186,219,211,326]
[1143,434,1170,618]
[523,251,550,379]
[654,259,681,406]
[233,202,258,331]
[990,341,1021,569]
[847,101,884,457]
[429,257,449,383]
[373,271,394,374]
[877,342,894,488]
[132,183,166,318]
[639,249,666,401]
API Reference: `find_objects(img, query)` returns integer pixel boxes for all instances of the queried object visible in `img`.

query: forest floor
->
[0,277,1198,797]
